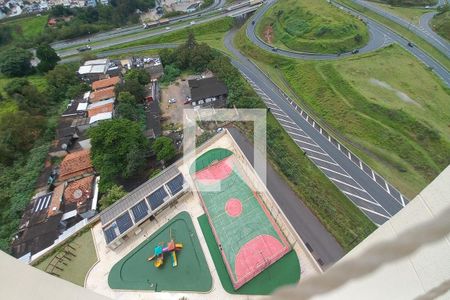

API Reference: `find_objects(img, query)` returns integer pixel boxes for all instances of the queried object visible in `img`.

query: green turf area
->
[371,2,431,24]
[235,23,450,198]
[197,214,300,294]
[108,211,212,292]
[336,0,450,69]
[430,11,450,41]
[257,0,369,53]
[0,74,48,97]
[192,150,290,287]
[372,0,437,6]
[1,14,47,45]
[34,230,98,286]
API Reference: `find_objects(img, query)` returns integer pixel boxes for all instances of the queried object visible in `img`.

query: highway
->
[349,0,450,58]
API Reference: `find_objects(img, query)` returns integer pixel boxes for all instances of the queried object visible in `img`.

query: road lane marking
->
[319,166,352,178]
[343,191,381,206]
[330,177,365,192]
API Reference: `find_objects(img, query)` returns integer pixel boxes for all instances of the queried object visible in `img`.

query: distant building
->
[89,111,112,125]
[186,1,200,13]
[131,56,164,79]
[58,149,94,182]
[91,76,121,91]
[87,98,114,117]
[89,86,115,103]
[77,59,121,82]
[188,77,228,108]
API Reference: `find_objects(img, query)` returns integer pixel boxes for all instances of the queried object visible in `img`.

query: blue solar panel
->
[147,186,167,210]
[167,173,184,195]
[131,200,149,223]
[116,212,133,234]
[104,226,117,244]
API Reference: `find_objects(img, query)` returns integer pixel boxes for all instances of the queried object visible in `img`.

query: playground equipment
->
[147,229,183,268]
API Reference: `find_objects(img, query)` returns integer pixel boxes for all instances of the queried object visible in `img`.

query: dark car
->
[407,42,414,47]
[351,49,359,54]
[272,47,278,52]
[252,20,256,25]
[77,45,91,52]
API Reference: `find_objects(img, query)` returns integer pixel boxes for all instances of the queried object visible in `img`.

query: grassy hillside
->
[0,14,48,48]
[257,0,369,53]
[373,0,437,7]
[371,2,431,24]
[431,11,450,41]
[236,24,450,198]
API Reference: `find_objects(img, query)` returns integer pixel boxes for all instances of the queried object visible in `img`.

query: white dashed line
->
[319,166,351,178]
[343,191,381,207]
[293,138,321,149]
[330,177,365,192]
[308,155,338,166]
[358,206,390,219]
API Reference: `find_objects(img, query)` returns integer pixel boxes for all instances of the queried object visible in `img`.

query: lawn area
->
[109,211,212,292]
[0,74,48,97]
[371,2,431,24]
[197,214,300,294]
[1,14,47,43]
[34,230,98,287]
[430,11,450,41]
[336,0,450,69]
[235,23,450,198]
[257,0,369,53]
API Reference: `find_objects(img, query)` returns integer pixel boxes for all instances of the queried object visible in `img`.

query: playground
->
[190,148,292,290]
[108,211,212,292]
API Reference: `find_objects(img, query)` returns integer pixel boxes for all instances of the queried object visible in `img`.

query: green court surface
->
[191,148,290,289]
[108,211,212,292]
[198,214,300,295]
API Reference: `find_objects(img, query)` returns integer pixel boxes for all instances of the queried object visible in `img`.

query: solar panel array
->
[100,165,187,245]
[167,173,184,195]
[32,193,52,213]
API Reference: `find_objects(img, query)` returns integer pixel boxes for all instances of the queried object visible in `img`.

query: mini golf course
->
[198,214,300,294]
[108,211,212,292]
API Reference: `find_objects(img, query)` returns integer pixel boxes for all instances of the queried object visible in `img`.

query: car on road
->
[272,47,278,52]
[190,21,196,25]
[252,20,255,25]
[351,49,359,54]
[77,45,91,52]
[407,42,414,48]
[165,27,171,30]
[169,98,176,104]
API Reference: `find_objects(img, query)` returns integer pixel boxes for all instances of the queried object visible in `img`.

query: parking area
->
[160,78,191,129]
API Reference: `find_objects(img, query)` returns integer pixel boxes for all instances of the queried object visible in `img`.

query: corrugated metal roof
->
[99,164,180,226]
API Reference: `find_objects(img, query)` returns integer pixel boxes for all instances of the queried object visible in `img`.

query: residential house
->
[77,59,121,82]
[188,77,228,107]
[89,112,112,125]
[87,98,114,117]
[91,76,121,91]
[89,86,115,103]
[58,149,94,182]
[132,56,164,79]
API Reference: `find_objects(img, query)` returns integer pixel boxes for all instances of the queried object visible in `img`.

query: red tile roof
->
[89,86,115,103]
[48,184,65,217]
[87,102,114,117]
[92,76,121,91]
[58,149,94,182]
[63,176,94,207]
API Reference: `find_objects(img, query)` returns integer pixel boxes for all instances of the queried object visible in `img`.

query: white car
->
[169,98,176,104]
[165,27,171,30]
[190,21,196,25]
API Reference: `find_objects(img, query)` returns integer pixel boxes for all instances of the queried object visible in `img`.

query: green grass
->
[34,230,98,286]
[198,214,300,294]
[1,14,47,43]
[337,0,450,69]
[108,211,212,292]
[235,23,450,198]
[430,11,450,41]
[372,0,437,6]
[371,2,431,24]
[257,0,369,53]
[0,74,48,97]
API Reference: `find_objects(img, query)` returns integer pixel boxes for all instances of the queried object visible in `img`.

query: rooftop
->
[89,87,115,103]
[58,149,94,182]
[188,77,228,102]
[89,112,112,124]
[63,176,95,214]
[92,76,121,91]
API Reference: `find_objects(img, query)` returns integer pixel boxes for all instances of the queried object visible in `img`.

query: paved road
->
[56,4,260,58]
[351,0,450,57]
[52,0,225,51]
[224,29,407,226]
[419,11,450,52]
[228,127,344,269]
[247,0,449,86]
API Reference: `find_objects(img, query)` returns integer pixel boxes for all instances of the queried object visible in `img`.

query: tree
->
[99,184,127,210]
[115,78,145,101]
[161,64,181,83]
[116,91,141,121]
[151,136,176,165]
[0,47,32,77]
[36,44,60,73]
[0,25,12,46]
[46,64,84,101]
[89,119,149,182]
[125,68,150,85]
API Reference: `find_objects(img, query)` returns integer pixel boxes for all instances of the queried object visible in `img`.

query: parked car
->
[169,98,176,104]
[351,49,359,54]
[77,45,91,52]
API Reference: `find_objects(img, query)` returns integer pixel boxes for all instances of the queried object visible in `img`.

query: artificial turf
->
[108,211,212,292]
[197,214,300,295]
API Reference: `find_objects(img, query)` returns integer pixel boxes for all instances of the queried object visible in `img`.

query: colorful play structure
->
[147,229,183,268]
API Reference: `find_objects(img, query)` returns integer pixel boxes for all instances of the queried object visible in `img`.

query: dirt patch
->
[369,78,420,106]
[263,25,274,44]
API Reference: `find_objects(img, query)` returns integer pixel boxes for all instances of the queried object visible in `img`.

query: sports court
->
[108,212,212,292]
[190,148,290,289]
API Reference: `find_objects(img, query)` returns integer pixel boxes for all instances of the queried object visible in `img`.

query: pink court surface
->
[191,148,290,289]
